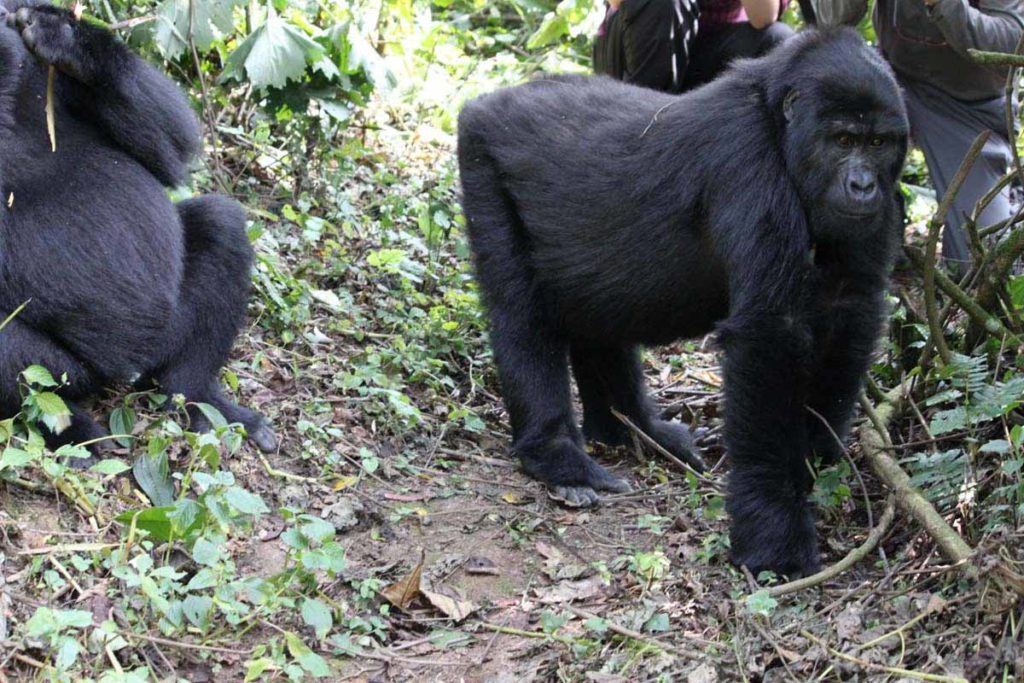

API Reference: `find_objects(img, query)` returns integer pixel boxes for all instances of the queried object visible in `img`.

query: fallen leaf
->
[421,586,478,622]
[381,558,423,611]
[534,576,604,604]
[332,476,357,491]
[383,492,431,502]
[501,492,529,505]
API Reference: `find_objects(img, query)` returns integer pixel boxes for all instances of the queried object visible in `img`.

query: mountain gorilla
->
[458,29,908,577]
[0,2,276,453]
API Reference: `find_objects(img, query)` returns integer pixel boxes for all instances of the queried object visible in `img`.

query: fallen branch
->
[858,384,976,570]
[767,495,895,596]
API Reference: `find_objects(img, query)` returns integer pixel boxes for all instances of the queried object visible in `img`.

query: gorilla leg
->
[0,318,107,452]
[461,153,629,506]
[489,310,631,506]
[570,344,701,468]
[155,195,276,452]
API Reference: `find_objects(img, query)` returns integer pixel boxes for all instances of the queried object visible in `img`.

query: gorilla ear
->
[783,89,799,123]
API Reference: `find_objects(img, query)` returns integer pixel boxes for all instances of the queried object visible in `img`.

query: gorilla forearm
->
[7,4,200,186]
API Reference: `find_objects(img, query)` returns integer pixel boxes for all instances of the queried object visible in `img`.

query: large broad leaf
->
[221,9,324,90]
[153,0,240,59]
[132,452,175,507]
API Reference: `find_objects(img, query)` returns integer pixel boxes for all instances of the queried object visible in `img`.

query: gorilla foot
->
[189,401,277,453]
[647,420,706,472]
[519,437,631,508]
[247,420,279,453]
[728,493,821,579]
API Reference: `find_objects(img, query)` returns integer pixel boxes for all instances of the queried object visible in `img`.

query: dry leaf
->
[332,476,357,491]
[534,576,604,604]
[380,558,423,611]
[421,586,478,622]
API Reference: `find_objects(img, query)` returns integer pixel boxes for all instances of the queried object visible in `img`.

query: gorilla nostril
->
[848,171,877,197]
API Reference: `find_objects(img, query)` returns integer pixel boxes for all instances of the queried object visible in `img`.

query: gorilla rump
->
[0,2,275,452]
[458,29,908,577]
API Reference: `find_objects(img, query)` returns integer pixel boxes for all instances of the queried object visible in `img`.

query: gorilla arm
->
[7,5,201,186]
[715,185,823,578]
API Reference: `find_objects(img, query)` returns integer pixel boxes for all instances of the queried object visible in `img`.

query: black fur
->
[0,2,276,453]
[457,29,908,577]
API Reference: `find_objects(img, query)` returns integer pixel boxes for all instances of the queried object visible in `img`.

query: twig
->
[767,495,895,596]
[565,606,709,657]
[609,407,714,483]
[905,246,1024,347]
[801,629,968,682]
[921,131,991,364]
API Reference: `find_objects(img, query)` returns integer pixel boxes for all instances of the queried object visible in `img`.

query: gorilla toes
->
[248,421,278,453]
[552,485,601,508]
[520,437,632,508]
[728,494,821,579]
[648,420,706,472]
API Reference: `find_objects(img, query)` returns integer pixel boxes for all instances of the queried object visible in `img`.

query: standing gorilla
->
[0,2,275,452]
[458,29,908,577]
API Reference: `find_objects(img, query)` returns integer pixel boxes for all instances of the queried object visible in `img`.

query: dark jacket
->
[811,0,1024,101]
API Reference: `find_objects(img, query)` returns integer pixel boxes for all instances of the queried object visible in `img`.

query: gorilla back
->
[458,29,907,577]
[0,1,275,453]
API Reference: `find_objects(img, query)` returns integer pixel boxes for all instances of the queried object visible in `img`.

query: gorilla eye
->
[836,134,854,147]
[870,137,885,147]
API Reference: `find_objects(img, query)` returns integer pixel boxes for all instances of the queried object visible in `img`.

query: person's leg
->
[902,79,1014,272]
[593,5,626,80]
[683,20,793,88]
[616,0,696,92]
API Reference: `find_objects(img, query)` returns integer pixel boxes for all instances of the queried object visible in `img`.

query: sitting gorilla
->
[0,2,275,452]
[458,29,908,577]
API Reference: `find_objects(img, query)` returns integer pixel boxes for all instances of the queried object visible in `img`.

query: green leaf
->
[22,365,58,387]
[225,486,270,516]
[221,8,324,90]
[0,447,34,470]
[116,507,175,542]
[133,452,175,507]
[182,594,213,630]
[301,598,333,640]
[527,13,569,49]
[284,632,332,677]
[746,590,778,617]
[153,0,240,58]
[109,407,136,448]
[192,536,223,566]
[90,459,132,476]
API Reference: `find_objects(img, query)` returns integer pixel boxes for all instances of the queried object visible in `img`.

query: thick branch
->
[968,48,1024,66]
[858,386,975,568]
[767,495,895,596]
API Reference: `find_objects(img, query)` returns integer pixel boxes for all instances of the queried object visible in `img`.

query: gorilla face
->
[778,45,909,243]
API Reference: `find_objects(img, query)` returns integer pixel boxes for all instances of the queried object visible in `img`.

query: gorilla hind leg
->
[571,344,705,471]
[461,152,629,506]
[156,195,276,452]
[0,317,108,456]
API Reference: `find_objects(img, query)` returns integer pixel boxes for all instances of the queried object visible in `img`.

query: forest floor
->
[1,121,1021,683]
